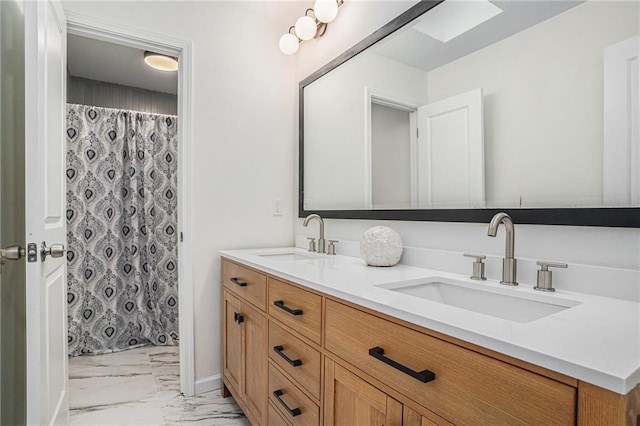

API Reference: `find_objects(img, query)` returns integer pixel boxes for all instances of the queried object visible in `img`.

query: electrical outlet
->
[272,198,283,216]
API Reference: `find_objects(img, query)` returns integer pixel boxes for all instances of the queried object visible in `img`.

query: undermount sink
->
[257,252,315,261]
[378,277,581,323]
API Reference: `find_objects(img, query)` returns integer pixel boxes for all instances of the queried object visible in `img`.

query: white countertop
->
[219,247,640,395]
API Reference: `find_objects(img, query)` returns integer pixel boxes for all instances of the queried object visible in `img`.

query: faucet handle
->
[463,253,487,280]
[534,261,568,292]
[306,237,317,253]
[327,240,339,255]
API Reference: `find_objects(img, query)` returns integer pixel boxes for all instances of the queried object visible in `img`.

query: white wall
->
[296,2,640,289]
[427,1,638,208]
[62,1,298,384]
[304,52,427,209]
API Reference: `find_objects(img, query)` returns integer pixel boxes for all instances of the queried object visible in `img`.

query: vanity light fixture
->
[279,0,343,55]
[143,51,178,72]
[296,11,318,41]
[279,27,301,55]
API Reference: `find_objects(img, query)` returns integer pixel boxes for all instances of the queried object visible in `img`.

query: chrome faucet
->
[487,212,518,286]
[303,214,326,254]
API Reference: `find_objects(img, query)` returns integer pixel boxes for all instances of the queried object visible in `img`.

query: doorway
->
[365,88,420,210]
[65,12,195,405]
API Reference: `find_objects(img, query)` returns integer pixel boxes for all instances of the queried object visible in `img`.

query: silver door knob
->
[41,242,65,261]
[0,245,26,261]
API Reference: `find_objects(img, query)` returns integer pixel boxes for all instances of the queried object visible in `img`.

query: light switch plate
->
[272,198,283,216]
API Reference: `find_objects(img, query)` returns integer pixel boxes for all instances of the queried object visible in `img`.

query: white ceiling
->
[371,1,582,73]
[67,34,178,95]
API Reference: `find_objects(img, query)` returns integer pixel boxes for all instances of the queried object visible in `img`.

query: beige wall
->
[62,0,298,384]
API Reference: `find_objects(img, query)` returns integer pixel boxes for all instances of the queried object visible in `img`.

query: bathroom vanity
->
[219,249,640,425]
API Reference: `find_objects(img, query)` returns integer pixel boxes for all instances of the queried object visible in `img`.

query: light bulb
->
[314,0,338,23]
[279,33,299,55]
[295,15,317,41]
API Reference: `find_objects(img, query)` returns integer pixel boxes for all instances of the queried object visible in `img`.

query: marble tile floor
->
[69,345,250,425]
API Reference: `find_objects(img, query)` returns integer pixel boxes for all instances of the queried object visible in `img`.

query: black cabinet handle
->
[229,277,247,287]
[273,345,303,367]
[233,312,244,324]
[273,389,301,417]
[274,300,303,316]
[368,346,435,383]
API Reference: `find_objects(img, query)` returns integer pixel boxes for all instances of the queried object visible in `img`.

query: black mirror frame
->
[299,0,640,228]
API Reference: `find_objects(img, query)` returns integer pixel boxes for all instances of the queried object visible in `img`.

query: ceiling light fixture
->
[143,51,179,72]
[279,0,343,55]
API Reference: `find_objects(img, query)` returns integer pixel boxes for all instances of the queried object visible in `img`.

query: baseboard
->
[194,374,221,395]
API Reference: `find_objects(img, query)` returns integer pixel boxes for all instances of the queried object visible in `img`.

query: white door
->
[417,88,485,209]
[24,1,68,424]
[603,36,640,206]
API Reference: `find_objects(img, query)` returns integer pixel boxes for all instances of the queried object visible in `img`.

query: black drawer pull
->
[273,389,301,417]
[233,312,244,324]
[229,277,247,287]
[274,300,303,316]
[273,345,303,367]
[368,346,435,383]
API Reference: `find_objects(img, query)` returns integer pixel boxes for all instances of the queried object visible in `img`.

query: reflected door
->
[417,88,485,209]
[0,0,27,424]
[24,1,68,424]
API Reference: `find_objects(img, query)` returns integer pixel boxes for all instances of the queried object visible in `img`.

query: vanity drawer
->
[222,259,267,310]
[268,278,322,345]
[269,321,321,400]
[325,299,576,425]
[269,364,320,426]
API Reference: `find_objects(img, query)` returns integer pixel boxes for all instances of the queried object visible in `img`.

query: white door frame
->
[603,35,640,207]
[364,87,421,209]
[65,11,196,396]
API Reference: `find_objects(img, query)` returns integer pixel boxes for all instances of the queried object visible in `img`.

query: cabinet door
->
[243,302,267,423]
[223,291,243,393]
[324,358,402,426]
[403,405,453,426]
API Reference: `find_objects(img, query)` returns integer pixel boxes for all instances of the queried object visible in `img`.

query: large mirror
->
[300,0,640,227]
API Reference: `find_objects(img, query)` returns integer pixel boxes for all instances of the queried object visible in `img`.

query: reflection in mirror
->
[302,0,640,213]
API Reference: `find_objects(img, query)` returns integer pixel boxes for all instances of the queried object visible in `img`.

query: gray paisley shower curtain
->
[66,104,179,356]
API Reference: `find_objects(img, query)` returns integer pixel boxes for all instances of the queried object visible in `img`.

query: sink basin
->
[257,252,315,261]
[378,277,581,323]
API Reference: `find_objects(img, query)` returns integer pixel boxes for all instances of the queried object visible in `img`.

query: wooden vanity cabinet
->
[268,277,322,345]
[324,358,452,426]
[324,357,403,426]
[269,321,322,401]
[222,290,267,424]
[267,277,323,425]
[220,257,640,425]
[324,299,576,425]
[221,260,269,425]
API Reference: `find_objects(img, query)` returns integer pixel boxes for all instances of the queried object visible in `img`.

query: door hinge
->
[180,232,183,242]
